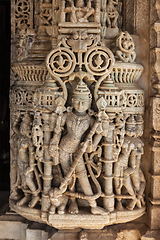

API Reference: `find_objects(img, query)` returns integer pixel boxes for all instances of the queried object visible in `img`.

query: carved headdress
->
[73,79,92,100]
[20,112,32,136]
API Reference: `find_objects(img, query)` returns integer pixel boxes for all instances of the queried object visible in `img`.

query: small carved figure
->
[49,97,66,165]
[17,29,28,61]
[65,0,94,23]
[17,112,41,208]
[114,138,135,210]
[129,139,146,209]
[10,112,21,200]
[49,187,68,214]
[106,0,119,28]
[116,31,136,62]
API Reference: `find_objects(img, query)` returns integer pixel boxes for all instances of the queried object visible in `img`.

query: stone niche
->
[3,0,160,239]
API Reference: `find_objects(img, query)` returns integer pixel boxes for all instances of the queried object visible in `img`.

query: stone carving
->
[39,0,52,26]
[15,0,33,33]
[49,187,68,214]
[10,0,146,230]
[101,0,121,38]
[60,0,96,23]
[116,31,136,63]
[64,0,95,23]
[16,113,41,208]
[10,112,22,200]
[104,0,119,28]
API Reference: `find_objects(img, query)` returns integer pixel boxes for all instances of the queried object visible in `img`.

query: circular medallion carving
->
[84,46,115,76]
[16,0,30,14]
[127,94,137,107]
[46,48,76,77]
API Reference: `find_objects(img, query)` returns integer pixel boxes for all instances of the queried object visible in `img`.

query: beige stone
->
[9,0,147,230]
[141,230,160,240]
[0,0,159,238]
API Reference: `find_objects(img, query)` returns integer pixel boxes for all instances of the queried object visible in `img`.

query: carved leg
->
[58,203,66,214]
[10,162,20,200]
[68,194,79,214]
[124,176,137,210]
[106,14,111,28]
[126,197,137,210]
[112,12,119,28]
[26,172,39,208]
[114,178,123,210]
[17,193,31,206]
[78,167,108,215]
[59,149,79,214]
[28,196,40,208]
[49,205,56,214]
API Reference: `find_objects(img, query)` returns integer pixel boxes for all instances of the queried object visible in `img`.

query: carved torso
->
[60,112,91,153]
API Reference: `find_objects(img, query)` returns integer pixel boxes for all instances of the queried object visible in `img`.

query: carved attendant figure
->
[106,0,119,28]
[17,112,41,208]
[10,112,21,200]
[129,139,146,209]
[114,138,136,210]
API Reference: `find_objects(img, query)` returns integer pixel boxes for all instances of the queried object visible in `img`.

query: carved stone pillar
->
[6,0,160,239]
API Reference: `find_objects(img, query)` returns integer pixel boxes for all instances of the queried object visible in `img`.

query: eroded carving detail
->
[116,31,136,63]
[101,0,122,38]
[15,0,33,33]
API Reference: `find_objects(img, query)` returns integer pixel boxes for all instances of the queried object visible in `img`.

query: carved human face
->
[72,94,91,114]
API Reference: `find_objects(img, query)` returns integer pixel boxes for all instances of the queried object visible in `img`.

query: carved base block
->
[149,203,160,230]
[0,209,151,240]
[141,230,160,240]
[10,200,145,230]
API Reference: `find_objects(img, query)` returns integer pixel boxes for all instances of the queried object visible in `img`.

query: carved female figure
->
[129,139,146,209]
[114,138,136,210]
[17,112,41,208]
[10,112,21,200]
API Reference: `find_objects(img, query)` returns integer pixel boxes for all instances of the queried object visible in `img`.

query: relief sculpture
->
[10,0,146,230]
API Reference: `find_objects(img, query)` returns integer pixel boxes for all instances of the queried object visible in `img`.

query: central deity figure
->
[50,80,107,215]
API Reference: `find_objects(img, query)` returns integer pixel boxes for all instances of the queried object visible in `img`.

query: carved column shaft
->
[103,126,115,212]
[41,113,53,217]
